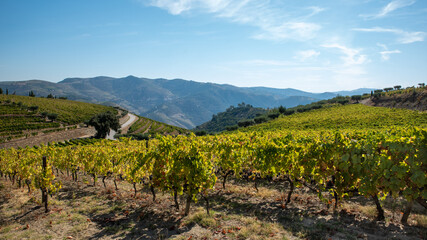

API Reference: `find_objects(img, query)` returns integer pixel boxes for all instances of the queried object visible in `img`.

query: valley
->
[0,76,373,129]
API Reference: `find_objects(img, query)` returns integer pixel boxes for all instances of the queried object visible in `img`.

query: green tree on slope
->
[88,111,120,138]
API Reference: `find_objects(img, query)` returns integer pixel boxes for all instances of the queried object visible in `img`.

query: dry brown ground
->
[0,113,136,149]
[0,127,96,149]
[119,114,139,135]
[0,173,425,240]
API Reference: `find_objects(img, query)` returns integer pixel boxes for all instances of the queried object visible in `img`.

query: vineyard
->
[0,102,62,143]
[0,104,426,239]
[127,116,188,136]
[0,95,116,125]
[0,95,116,144]
[243,104,427,132]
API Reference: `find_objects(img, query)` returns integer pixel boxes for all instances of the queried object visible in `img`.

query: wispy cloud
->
[253,22,321,41]
[361,0,416,19]
[353,27,426,44]
[145,0,322,41]
[377,43,401,61]
[321,44,368,66]
[380,50,401,60]
[294,50,320,61]
[305,6,326,19]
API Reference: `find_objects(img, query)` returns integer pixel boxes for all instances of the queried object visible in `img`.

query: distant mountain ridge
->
[0,76,373,128]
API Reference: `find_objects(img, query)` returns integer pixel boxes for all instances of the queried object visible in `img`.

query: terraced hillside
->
[0,95,116,144]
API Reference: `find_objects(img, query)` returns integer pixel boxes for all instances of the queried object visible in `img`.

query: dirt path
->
[120,113,138,134]
[106,113,139,140]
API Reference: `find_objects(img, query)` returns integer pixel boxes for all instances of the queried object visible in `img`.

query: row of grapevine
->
[0,127,425,221]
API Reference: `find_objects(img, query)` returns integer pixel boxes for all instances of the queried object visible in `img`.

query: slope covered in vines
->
[242,104,427,132]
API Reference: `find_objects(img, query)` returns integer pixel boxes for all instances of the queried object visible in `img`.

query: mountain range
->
[0,76,373,129]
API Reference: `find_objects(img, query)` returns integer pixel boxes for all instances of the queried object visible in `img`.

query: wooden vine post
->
[42,156,49,213]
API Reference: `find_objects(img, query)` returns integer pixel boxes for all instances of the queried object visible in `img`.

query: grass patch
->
[183,208,220,228]
[0,226,12,234]
[236,215,288,240]
[412,214,427,227]
[358,205,377,219]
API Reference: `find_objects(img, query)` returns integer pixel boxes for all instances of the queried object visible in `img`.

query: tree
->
[278,105,286,114]
[351,95,362,103]
[237,119,254,128]
[283,109,295,116]
[0,88,3,94]
[338,99,349,105]
[28,106,39,112]
[194,130,207,136]
[6,89,8,95]
[419,83,425,88]
[47,113,58,122]
[254,116,267,124]
[226,125,238,131]
[47,93,54,98]
[29,91,35,97]
[88,111,120,139]
[383,87,393,92]
[394,85,401,90]
[268,113,280,119]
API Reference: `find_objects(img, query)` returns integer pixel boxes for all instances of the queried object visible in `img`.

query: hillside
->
[0,95,116,124]
[124,115,190,137]
[242,104,427,132]
[0,76,373,129]
[0,95,117,145]
[0,94,190,147]
[362,88,427,111]
[194,103,267,133]
[202,87,426,133]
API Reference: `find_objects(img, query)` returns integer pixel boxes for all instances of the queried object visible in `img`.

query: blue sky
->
[0,0,426,92]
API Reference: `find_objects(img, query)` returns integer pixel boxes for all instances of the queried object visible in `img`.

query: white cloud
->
[361,0,416,19]
[295,50,320,61]
[253,22,321,41]
[146,0,237,15]
[377,0,416,17]
[377,43,401,61]
[148,0,192,14]
[380,50,401,60]
[354,27,426,44]
[145,0,322,41]
[321,44,368,66]
[305,6,325,18]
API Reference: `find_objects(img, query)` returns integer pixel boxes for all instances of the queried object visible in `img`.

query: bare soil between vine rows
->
[0,127,96,150]
[0,173,425,240]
